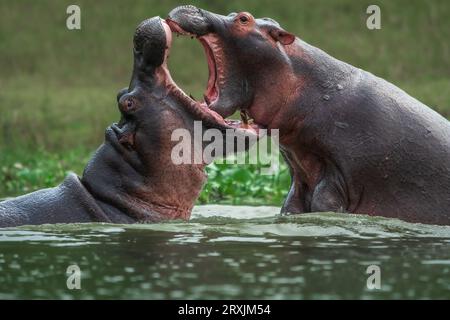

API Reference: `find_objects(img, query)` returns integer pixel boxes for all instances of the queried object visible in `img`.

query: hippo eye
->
[237,13,251,25]
[119,96,137,113]
[126,99,133,109]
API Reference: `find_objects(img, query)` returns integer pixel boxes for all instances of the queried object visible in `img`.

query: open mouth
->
[161,19,261,136]
[199,37,219,106]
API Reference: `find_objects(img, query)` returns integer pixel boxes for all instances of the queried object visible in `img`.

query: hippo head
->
[167,5,296,127]
[116,16,259,166]
[111,17,195,168]
[83,17,257,223]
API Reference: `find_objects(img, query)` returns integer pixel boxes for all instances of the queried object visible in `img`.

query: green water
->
[0,205,449,299]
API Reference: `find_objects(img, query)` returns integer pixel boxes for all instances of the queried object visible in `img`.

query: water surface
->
[0,205,449,299]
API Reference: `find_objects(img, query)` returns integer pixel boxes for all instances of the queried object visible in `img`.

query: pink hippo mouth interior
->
[161,19,261,136]
[199,37,219,106]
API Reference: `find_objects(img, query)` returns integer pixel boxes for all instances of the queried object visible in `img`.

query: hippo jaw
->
[166,7,264,130]
[96,16,261,223]
[84,17,211,223]
[165,16,222,107]
[167,6,298,129]
[158,18,262,137]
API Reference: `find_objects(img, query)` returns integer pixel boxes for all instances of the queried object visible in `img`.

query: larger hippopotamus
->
[0,17,258,228]
[167,6,450,225]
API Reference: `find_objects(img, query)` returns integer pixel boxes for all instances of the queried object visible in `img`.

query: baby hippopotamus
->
[0,17,258,227]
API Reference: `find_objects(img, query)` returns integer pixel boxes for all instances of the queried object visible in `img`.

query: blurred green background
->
[0,0,449,204]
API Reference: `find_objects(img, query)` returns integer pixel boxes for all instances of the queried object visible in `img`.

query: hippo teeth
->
[240,110,248,124]
[240,110,253,124]
[203,94,210,105]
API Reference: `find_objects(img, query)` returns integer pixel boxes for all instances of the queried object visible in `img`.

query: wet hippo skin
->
[0,18,194,227]
[0,17,255,227]
[167,6,450,225]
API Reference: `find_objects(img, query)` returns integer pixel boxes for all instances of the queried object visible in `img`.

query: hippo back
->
[0,173,108,227]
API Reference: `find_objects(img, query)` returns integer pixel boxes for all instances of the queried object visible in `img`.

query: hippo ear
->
[269,29,295,45]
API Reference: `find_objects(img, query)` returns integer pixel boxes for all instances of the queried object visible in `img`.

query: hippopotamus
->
[166,6,450,225]
[0,17,258,228]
